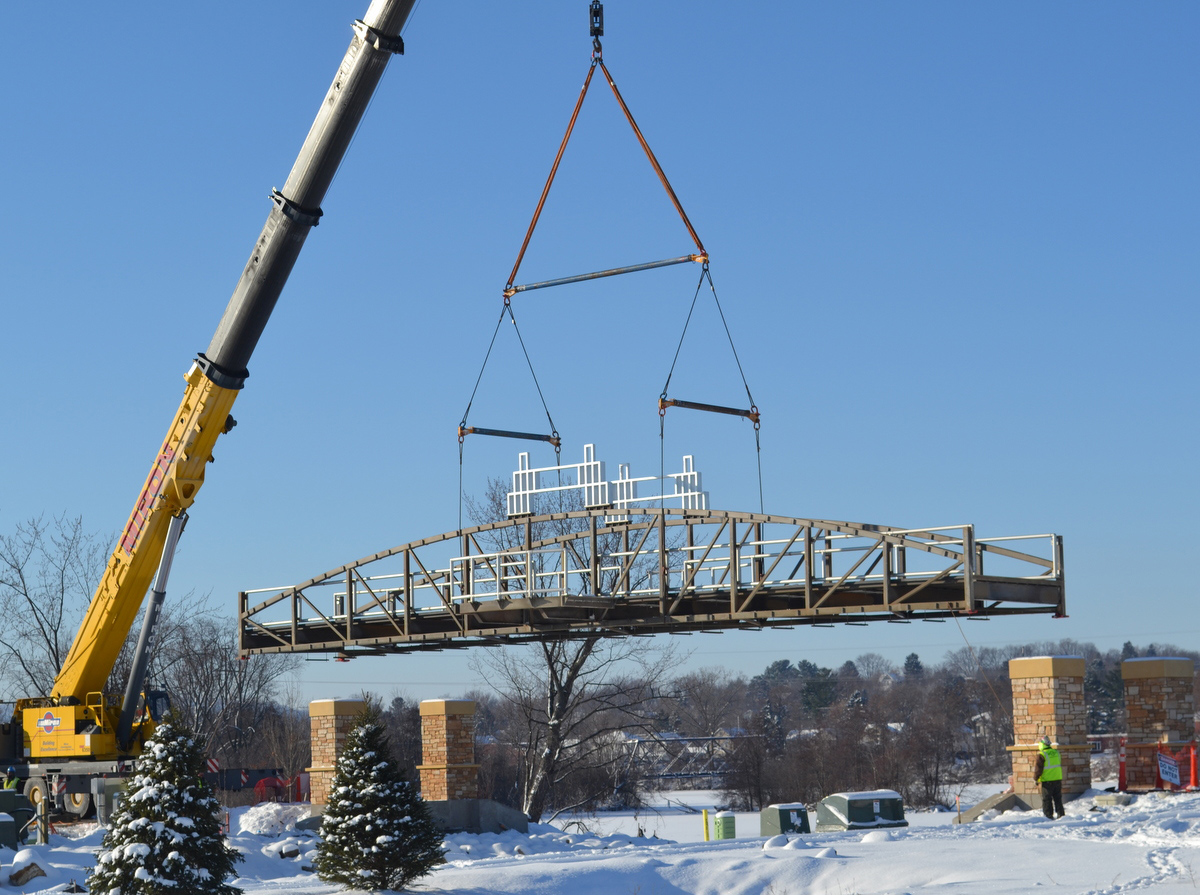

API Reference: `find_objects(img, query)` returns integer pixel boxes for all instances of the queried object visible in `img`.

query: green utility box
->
[760,802,810,836]
[0,790,34,848]
[0,815,15,851]
[815,790,907,832]
[713,811,736,839]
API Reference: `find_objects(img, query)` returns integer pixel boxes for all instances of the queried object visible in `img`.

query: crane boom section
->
[51,367,237,702]
[205,0,416,380]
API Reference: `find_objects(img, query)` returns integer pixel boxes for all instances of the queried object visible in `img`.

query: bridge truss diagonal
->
[238,509,1064,658]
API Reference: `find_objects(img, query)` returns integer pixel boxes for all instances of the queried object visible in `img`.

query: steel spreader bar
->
[507,253,705,297]
[458,426,562,448]
[659,397,760,424]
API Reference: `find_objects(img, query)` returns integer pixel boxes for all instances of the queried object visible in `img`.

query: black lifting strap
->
[658,263,764,512]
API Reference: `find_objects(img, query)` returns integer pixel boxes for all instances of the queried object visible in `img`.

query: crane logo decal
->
[36,712,61,735]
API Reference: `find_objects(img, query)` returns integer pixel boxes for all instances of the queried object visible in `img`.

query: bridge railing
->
[253,526,1060,614]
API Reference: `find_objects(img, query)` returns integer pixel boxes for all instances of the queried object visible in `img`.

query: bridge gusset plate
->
[237,509,1065,657]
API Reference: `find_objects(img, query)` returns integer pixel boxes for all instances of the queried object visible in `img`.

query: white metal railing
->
[507,444,708,519]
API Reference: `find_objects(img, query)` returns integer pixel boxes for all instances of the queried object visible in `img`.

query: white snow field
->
[15,788,1200,894]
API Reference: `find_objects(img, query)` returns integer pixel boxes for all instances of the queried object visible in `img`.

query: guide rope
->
[953,613,1014,728]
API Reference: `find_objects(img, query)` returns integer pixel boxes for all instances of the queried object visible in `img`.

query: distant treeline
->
[367,639,1197,816]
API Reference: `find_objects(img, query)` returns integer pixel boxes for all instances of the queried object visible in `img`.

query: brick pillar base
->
[1008,656,1091,800]
[307,698,366,807]
[417,700,478,801]
[1123,658,1195,789]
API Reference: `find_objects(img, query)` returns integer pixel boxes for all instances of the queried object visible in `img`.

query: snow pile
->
[236,803,313,837]
[9,848,40,876]
[12,788,1200,894]
[441,824,657,862]
[259,837,314,862]
[6,846,64,888]
[861,829,900,843]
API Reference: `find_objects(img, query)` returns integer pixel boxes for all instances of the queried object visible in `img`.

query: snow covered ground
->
[10,786,1200,894]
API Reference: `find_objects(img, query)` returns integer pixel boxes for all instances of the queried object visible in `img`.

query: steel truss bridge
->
[238,509,1064,657]
[617,731,756,784]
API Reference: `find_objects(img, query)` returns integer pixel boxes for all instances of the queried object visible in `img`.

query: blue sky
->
[2,2,1197,701]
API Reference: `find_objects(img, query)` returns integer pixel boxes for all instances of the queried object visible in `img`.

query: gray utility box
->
[816,790,908,832]
[0,790,34,848]
[91,778,126,828]
[760,803,810,836]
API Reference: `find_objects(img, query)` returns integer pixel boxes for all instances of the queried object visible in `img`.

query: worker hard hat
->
[5,767,13,775]
[1039,735,1050,747]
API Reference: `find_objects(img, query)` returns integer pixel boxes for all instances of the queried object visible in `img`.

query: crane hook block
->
[590,1,604,38]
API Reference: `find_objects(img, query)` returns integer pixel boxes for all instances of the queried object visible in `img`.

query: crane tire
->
[64,791,91,818]
[23,777,47,810]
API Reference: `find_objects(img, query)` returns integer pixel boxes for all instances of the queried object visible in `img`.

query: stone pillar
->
[416,699,478,801]
[1008,656,1091,802]
[307,698,366,807]
[1122,657,1195,789]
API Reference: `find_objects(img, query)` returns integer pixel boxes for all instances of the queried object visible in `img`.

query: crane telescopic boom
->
[18,0,417,763]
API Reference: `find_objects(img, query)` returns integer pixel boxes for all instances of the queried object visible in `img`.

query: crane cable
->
[659,264,764,513]
[462,4,765,526]
[457,298,561,530]
[500,16,765,517]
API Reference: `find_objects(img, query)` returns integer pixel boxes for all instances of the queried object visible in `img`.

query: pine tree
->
[315,704,443,891]
[88,717,242,895]
[904,653,925,677]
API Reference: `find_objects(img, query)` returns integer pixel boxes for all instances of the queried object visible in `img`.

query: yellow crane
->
[8,0,417,815]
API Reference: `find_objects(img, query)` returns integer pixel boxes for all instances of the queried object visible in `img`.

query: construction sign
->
[1158,752,1181,787]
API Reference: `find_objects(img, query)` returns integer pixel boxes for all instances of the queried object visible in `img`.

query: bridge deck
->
[238,509,1064,657]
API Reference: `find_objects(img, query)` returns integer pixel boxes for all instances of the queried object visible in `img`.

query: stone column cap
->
[1009,656,1085,679]
[420,699,476,716]
[309,698,368,717]
[1121,657,1195,680]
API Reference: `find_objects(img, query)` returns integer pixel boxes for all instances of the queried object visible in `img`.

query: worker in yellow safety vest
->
[1034,735,1064,819]
[2,767,18,790]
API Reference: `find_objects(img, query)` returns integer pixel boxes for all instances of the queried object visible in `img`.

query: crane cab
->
[19,691,167,761]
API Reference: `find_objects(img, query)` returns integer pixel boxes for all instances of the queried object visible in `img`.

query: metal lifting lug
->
[352,19,404,55]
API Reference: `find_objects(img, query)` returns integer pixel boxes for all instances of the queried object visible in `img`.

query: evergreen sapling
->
[315,705,443,890]
[88,717,242,895]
